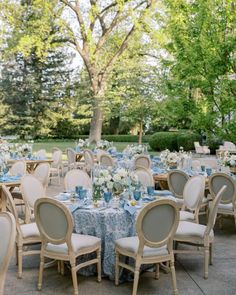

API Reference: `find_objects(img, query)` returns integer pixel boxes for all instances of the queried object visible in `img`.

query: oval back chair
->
[0,212,16,295]
[33,163,50,188]
[35,149,46,159]
[134,166,154,187]
[134,155,151,170]
[9,160,26,176]
[167,170,189,199]
[100,154,114,167]
[84,149,94,173]
[64,169,92,192]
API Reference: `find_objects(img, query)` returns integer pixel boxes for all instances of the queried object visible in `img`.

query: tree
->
[1,0,156,142]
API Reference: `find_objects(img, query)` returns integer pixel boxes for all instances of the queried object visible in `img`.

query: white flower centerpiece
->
[76,139,90,151]
[123,144,147,157]
[96,140,112,150]
[160,149,180,169]
[223,152,236,173]
[17,143,33,158]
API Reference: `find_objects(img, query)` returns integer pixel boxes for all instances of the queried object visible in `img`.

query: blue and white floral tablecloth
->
[72,207,136,279]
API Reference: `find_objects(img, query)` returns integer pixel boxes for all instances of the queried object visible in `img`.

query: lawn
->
[32,141,157,157]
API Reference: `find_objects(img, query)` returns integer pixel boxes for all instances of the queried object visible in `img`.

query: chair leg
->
[115,251,119,286]
[209,243,213,265]
[38,254,45,290]
[71,261,79,295]
[155,263,159,280]
[18,245,23,279]
[170,260,178,295]
[57,260,61,273]
[132,261,141,295]
[97,248,101,282]
[60,261,65,275]
[15,244,18,265]
[204,246,209,279]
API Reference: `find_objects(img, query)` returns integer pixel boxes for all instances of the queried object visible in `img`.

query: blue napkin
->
[124,203,137,215]
[57,194,70,201]
[152,167,166,174]
[142,196,155,202]
[154,190,173,196]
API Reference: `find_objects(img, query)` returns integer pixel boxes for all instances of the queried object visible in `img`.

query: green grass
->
[32,141,158,157]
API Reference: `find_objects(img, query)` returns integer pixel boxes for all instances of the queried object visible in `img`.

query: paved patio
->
[5,180,236,295]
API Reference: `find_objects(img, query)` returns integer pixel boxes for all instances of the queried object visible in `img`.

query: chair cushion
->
[46,233,100,254]
[179,211,195,221]
[175,221,213,240]
[115,236,168,257]
[218,203,233,211]
[176,198,184,204]
[20,222,40,238]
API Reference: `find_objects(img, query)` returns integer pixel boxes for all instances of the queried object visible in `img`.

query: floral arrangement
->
[96,140,112,150]
[223,152,236,167]
[76,138,90,149]
[160,149,180,167]
[92,167,140,201]
[16,143,33,157]
[123,144,147,157]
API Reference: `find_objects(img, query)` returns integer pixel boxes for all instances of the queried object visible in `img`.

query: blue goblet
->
[79,189,87,200]
[104,192,112,206]
[133,190,141,201]
[206,168,212,176]
[75,186,83,196]
[147,186,155,196]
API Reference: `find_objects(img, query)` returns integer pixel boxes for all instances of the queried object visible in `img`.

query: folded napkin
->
[142,196,156,202]
[124,203,138,215]
[152,167,166,174]
[57,193,70,201]
[0,175,20,182]
[154,190,173,196]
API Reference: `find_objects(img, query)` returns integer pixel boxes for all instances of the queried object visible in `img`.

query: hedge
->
[149,131,200,151]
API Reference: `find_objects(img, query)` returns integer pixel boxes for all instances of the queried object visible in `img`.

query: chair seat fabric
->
[179,211,195,221]
[176,198,184,205]
[115,236,168,257]
[46,233,100,254]
[175,221,214,240]
[20,222,40,238]
[218,203,233,211]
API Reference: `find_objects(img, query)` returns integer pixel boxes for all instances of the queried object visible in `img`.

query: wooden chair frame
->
[174,185,226,279]
[64,169,92,192]
[99,154,114,167]
[134,154,151,170]
[115,199,179,295]
[134,166,155,187]
[2,185,41,278]
[0,212,16,295]
[35,197,101,295]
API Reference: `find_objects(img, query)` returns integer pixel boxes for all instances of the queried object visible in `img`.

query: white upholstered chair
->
[208,173,236,226]
[174,185,226,279]
[99,154,114,167]
[35,149,46,159]
[34,198,101,295]
[64,169,92,192]
[9,161,26,176]
[3,185,41,279]
[134,154,151,169]
[49,150,62,184]
[84,149,95,174]
[167,170,189,207]
[21,175,45,223]
[0,212,16,295]
[194,142,210,155]
[180,175,205,223]
[134,166,154,187]
[33,163,50,189]
[115,199,179,295]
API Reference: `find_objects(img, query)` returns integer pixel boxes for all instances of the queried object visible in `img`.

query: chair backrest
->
[67,148,76,165]
[224,141,236,150]
[134,155,151,169]
[96,149,107,162]
[84,149,94,172]
[136,199,179,253]
[9,161,26,176]
[100,154,114,167]
[167,170,189,199]
[200,158,218,169]
[34,198,73,249]
[194,142,201,148]
[52,147,61,154]
[21,175,45,210]
[205,185,226,236]
[134,166,154,187]
[52,150,62,167]
[35,149,46,158]
[2,185,22,236]
[0,212,16,294]
[33,163,50,188]
[183,175,205,210]
[208,173,236,204]
[191,160,201,171]
[64,169,92,191]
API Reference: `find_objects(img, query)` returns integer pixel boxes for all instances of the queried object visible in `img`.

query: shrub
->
[101,135,150,143]
[177,131,201,151]
[149,132,178,151]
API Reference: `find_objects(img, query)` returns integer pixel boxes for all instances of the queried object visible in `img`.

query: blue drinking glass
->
[147,186,155,196]
[133,190,141,201]
[79,189,87,200]
[201,165,206,172]
[104,192,112,204]
[206,168,212,176]
[75,186,83,195]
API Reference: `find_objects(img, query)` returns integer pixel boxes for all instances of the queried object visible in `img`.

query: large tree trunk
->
[138,120,143,144]
[89,102,103,143]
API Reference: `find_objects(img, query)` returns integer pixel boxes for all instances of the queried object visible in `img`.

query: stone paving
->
[4,179,236,295]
